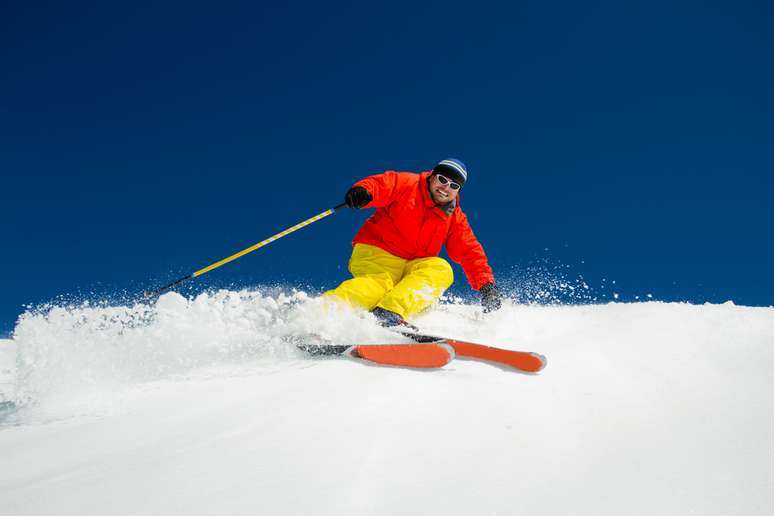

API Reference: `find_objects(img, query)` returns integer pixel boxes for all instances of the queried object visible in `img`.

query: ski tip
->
[351,343,454,369]
[529,353,548,373]
[500,351,546,373]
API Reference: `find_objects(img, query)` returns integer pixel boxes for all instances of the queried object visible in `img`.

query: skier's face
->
[429,173,460,205]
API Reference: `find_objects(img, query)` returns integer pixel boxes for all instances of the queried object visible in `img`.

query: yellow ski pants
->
[324,243,454,319]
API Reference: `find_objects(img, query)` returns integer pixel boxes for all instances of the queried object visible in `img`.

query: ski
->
[352,343,454,368]
[391,329,547,373]
[295,332,546,373]
[297,342,454,369]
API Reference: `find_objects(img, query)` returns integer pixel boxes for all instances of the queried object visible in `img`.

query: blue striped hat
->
[432,158,468,187]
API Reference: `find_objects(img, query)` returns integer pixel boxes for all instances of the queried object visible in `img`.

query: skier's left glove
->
[480,283,502,313]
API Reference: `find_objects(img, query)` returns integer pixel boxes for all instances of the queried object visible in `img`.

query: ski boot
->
[370,307,419,332]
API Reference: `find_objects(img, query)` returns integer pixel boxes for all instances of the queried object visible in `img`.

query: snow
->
[1,291,773,515]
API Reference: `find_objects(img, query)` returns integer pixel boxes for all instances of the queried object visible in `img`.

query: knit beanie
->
[431,158,468,187]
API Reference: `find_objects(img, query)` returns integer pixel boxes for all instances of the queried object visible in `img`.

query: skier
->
[325,158,502,327]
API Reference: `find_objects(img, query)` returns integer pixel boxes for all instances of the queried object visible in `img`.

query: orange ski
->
[391,329,547,373]
[350,343,455,369]
[444,339,546,373]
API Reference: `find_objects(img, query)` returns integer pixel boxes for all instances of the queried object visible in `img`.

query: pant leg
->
[376,256,454,318]
[323,243,407,311]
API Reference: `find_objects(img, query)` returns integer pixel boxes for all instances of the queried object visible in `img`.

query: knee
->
[423,257,454,289]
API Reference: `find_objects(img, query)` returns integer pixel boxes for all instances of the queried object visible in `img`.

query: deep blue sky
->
[2,0,772,335]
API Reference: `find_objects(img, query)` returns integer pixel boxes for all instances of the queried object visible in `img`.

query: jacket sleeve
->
[445,210,495,291]
[353,171,403,209]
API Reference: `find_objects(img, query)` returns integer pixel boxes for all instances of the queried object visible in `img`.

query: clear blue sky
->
[2,0,772,335]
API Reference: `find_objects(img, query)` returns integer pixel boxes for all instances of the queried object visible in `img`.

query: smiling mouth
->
[435,188,449,198]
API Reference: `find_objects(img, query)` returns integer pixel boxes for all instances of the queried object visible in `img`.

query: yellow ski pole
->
[144,202,347,299]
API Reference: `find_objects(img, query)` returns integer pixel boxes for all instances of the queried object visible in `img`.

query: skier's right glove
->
[480,283,502,313]
[345,186,373,209]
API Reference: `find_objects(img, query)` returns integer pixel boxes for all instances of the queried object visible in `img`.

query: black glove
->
[480,283,502,313]
[344,186,373,209]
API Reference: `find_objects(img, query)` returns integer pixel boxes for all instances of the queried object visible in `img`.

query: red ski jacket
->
[352,171,495,291]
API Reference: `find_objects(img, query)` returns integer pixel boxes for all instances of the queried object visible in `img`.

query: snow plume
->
[502,263,595,304]
[7,289,393,417]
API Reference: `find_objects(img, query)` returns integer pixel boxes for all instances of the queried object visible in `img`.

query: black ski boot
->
[370,307,419,332]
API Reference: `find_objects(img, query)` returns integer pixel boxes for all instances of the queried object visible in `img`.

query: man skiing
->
[325,158,502,327]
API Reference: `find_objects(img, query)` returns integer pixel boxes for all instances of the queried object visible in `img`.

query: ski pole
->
[144,202,348,299]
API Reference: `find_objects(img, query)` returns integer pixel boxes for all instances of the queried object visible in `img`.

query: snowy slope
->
[1,291,773,515]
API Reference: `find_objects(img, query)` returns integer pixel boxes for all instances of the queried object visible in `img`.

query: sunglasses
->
[436,174,461,190]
